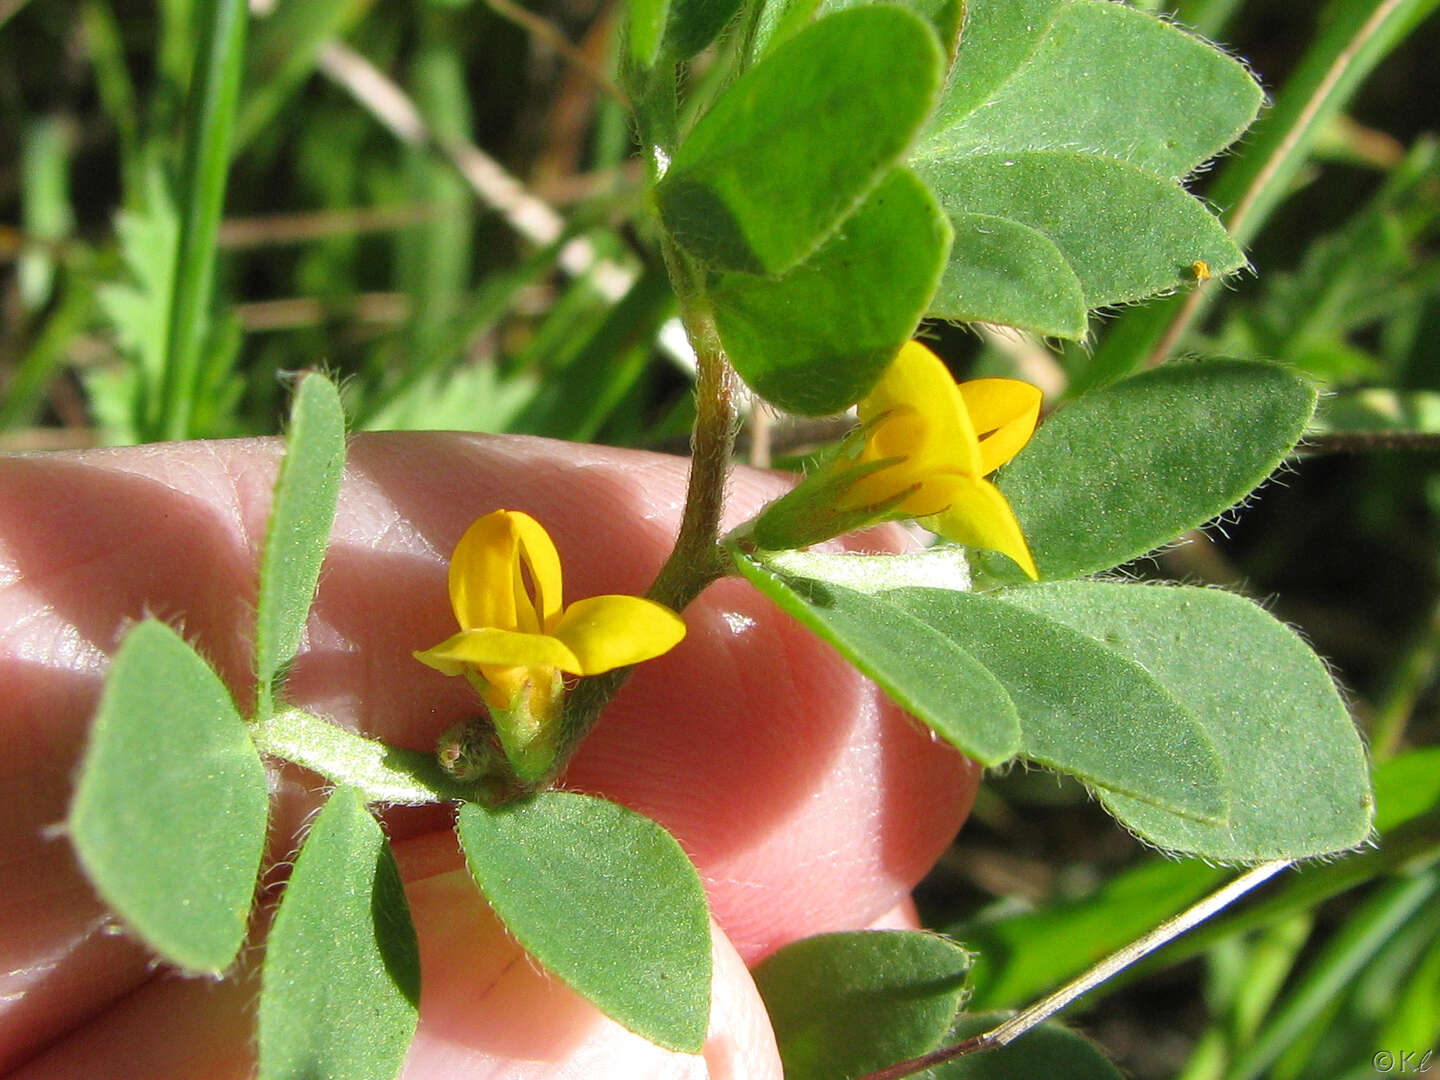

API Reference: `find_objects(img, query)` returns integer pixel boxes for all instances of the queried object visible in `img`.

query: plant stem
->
[250,707,477,804]
[544,244,739,789]
[478,61,737,796]
[645,249,739,610]
[383,56,729,801]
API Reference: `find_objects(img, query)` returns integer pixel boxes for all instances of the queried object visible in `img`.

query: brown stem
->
[853,1035,996,1080]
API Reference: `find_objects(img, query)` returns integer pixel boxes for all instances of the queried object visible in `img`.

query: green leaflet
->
[920,1,1261,180]
[747,0,964,65]
[731,547,1022,765]
[711,168,951,415]
[909,0,1261,335]
[655,6,943,275]
[258,787,420,1080]
[68,619,269,974]
[881,584,1227,824]
[253,371,346,718]
[928,0,1066,130]
[1002,582,1374,861]
[733,548,1229,827]
[752,931,972,1079]
[456,792,711,1052]
[1080,0,1440,390]
[637,0,745,63]
[918,152,1243,317]
[930,212,1087,339]
[734,550,1371,861]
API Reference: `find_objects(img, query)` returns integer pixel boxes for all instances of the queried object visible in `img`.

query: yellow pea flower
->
[844,340,1041,579]
[415,510,685,778]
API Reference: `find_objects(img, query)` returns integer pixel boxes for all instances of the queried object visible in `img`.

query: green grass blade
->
[513,266,675,441]
[957,748,1440,1013]
[155,0,247,441]
[954,859,1229,1010]
[82,0,142,199]
[351,236,567,430]
[1207,0,1438,250]
[397,38,476,362]
[1228,868,1440,1080]
[18,116,75,312]
[0,270,94,430]
[1376,906,1440,1056]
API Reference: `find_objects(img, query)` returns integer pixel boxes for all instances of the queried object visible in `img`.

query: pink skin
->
[0,432,979,1076]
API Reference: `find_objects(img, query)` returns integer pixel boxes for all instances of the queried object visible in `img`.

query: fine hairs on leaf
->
[456,793,713,1052]
[252,370,346,720]
[68,619,270,976]
[258,787,420,1080]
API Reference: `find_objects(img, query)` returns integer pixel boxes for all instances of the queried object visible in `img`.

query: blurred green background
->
[2,0,1438,1075]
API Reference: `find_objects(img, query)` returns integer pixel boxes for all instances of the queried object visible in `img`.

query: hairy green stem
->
[645,258,739,610]
[435,64,738,799]
[309,66,739,803]
[251,707,482,804]
[542,244,739,790]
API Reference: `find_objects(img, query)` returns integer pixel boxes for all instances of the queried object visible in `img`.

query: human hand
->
[0,432,978,1077]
